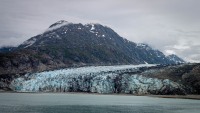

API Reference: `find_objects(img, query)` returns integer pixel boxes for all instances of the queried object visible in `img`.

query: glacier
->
[10,64,186,94]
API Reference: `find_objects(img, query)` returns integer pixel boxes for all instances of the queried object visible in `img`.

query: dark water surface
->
[0,93,200,113]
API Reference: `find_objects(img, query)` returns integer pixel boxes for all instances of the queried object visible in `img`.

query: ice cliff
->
[10,64,186,95]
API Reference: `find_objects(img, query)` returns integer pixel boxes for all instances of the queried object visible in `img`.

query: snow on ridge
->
[90,24,95,30]
[136,43,154,50]
[44,21,72,33]
[136,43,150,48]
[89,30,95,33]
[167,55,185,64]
[136,43,146,47]
[85,23,104,30]
[22,38,37,48]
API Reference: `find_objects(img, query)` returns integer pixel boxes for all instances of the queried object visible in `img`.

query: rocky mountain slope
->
[0,20,185,76]
[141,63,200,94]
[0,47,16,53]
[167,54,185,64]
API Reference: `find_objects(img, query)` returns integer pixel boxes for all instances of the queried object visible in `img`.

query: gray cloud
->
[0,0,200,62]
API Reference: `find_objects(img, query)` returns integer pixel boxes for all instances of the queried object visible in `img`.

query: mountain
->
[0,46,16,53]
[0,20,184,75]
[167,54,185,64]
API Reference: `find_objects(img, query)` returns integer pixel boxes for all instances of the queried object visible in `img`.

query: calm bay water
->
[0,93,200,113]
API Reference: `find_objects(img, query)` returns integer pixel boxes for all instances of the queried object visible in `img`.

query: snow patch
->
[22,38,37,48]
[136,43,153,50]
[137,43,146,47]
[90,31,95,33]
[45,21,71,33]
[167,54,185,64]
[90,24,95,31]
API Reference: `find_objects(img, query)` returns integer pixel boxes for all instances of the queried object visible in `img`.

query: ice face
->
[10,64,185,94]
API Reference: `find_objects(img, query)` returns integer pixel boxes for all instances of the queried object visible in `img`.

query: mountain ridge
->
[0,20,185,75]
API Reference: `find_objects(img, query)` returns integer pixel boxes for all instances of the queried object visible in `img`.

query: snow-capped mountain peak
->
[49,20,70,28]
[166,54,185,64]
[5,20,186,75]
[46,20,72,33]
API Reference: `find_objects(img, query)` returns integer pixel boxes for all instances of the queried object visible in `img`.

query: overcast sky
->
[0,0,200,62]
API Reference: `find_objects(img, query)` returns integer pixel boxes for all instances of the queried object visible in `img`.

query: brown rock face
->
[182,65,200,94]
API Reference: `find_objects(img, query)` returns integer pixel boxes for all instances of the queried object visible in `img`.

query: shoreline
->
[1,90,200,100]
[149,95,200,100]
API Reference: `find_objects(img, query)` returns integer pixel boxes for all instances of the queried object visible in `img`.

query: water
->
[0,93,200,113]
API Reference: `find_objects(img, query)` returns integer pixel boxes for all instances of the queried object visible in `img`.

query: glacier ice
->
[10,64,185,94]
